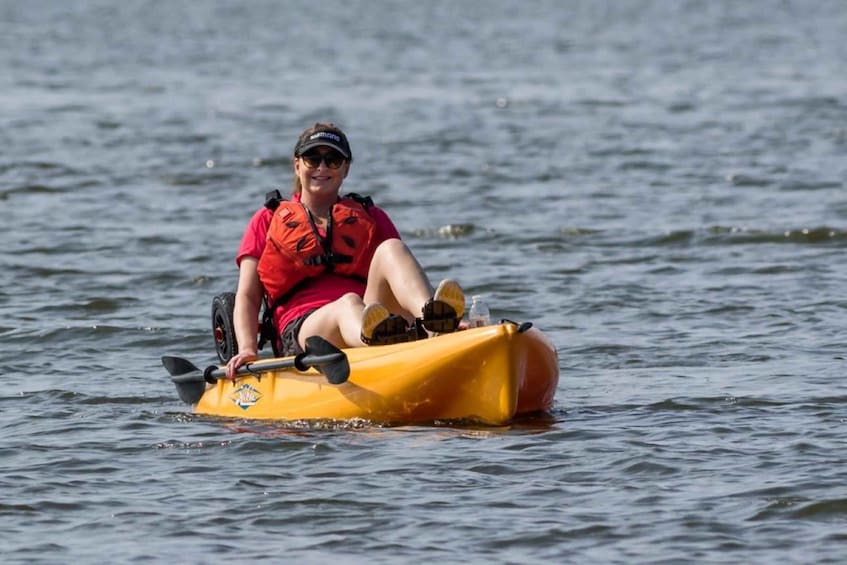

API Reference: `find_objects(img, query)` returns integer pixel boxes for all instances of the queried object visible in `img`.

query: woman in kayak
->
[225,122,465,378]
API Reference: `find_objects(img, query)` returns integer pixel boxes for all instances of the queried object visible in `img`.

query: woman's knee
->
[370,239,411,272]
[310,293,362,325]
[373,238,408,261]
[336,292,365,310]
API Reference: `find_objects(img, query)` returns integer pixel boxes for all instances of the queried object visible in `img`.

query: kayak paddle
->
[162,336,350,404]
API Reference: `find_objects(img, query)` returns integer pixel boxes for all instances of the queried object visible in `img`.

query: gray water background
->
[2,1,847,563]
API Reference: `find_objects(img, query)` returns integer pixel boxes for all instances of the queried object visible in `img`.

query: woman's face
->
[294,145,349,198]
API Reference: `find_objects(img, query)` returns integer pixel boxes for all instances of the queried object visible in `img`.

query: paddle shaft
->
[204,352,347,382]
[167,353,345,385]
[163,335,350,404]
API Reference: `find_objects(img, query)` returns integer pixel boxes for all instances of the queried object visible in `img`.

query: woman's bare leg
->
[297,292,368,349]
[363,239,433,321]
[296,239,460,350]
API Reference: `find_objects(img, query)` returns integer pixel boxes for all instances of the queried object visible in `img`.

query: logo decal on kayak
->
[230,383,263,410]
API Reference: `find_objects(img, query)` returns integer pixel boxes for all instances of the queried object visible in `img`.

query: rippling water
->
[3,1,847,563]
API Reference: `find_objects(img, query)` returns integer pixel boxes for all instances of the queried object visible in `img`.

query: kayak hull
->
[192,322,559,425]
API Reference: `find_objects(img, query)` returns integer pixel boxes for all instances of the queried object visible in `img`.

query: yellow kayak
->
[168,322,559,426]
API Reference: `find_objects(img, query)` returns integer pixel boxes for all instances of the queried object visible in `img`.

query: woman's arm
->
[225,256,264,378]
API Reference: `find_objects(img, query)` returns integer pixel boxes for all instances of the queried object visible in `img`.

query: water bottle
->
[468,295,491,327]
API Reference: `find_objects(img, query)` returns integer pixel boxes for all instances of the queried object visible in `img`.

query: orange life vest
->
[256,192,379,305]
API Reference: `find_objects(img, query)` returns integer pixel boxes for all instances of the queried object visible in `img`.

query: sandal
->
[361,303,412,346]
[420,279,465,333]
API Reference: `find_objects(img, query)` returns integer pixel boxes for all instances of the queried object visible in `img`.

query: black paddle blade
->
[316,354,350,385]
[174,380,206,405]
[299,336,351,385]
[162,355,201,377]
[162,356,208,405]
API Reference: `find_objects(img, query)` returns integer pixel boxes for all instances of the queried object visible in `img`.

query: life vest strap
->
[264,189,284,211]
[265,190,372,211]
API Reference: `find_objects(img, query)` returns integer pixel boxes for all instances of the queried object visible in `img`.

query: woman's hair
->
[292,122,352,195]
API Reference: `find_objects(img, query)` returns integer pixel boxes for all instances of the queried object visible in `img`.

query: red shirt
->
[236,194,401,333]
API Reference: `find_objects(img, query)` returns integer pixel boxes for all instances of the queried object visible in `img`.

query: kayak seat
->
[420,279,465,333]
[361,303,414,346]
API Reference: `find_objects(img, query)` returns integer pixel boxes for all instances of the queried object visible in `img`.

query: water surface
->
[2,1,847,563]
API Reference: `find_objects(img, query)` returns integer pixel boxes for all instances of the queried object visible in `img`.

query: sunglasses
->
[299,151,347,170]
